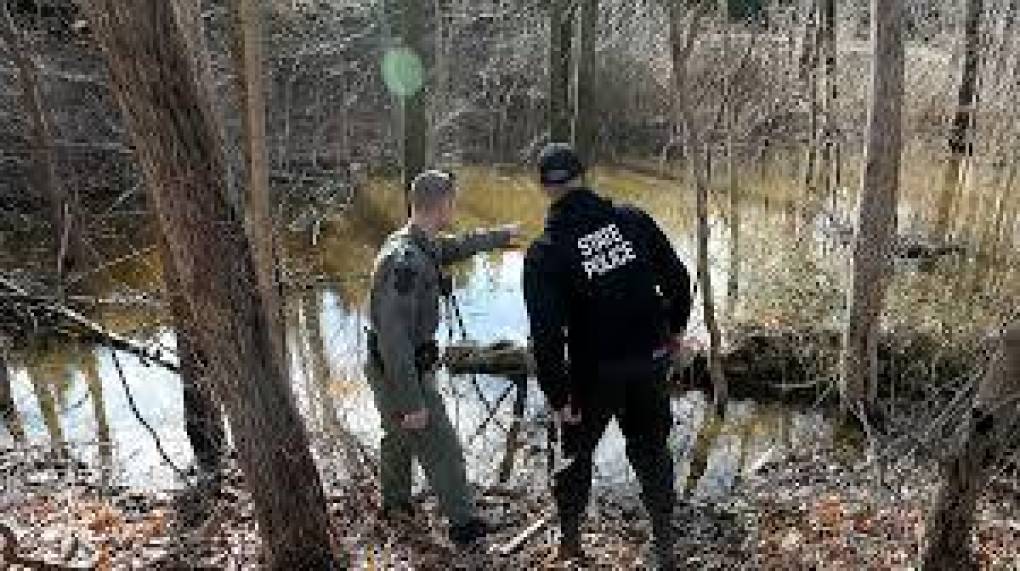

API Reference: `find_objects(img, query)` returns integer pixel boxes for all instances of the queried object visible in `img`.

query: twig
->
[488,510,552,557]
[110,351,189,480]
[0,275,179,372]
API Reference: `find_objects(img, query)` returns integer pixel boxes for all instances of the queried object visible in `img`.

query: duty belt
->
[366,329,440,375]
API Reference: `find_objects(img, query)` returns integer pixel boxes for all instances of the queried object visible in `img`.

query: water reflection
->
[1,165,1016,498]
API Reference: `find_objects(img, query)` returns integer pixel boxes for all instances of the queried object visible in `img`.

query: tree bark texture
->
[80,1,337,566]
[573,0,597,164]
[549,0,573,143]
[922,322,1020,570]
[229,0,288,371]
[840,0,905,415]
[934,0,984,239]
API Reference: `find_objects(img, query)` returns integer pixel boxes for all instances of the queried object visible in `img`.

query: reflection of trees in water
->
[496,377,528,485]
[684,400,792,498]
[75,343,112,471]
[300,289,340,436]
[26,353,66,451]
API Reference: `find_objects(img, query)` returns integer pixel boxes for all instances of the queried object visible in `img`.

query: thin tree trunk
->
[934,0,984,240]
[0,355,26,443]
[670,0,726,416]
[840,0,905,417]
[400,0,429,213]
[722,3,740,307]
[574,0,597,164]
[230,0,288,371]
[922,322,1020,570]
[549,0,573,143]
[0,3,84,283]
[801,1,821,225]
[819,0,838,212]
[81,2,337,566]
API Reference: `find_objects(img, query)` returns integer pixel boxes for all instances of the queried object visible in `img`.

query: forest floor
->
[2,428,1019,570]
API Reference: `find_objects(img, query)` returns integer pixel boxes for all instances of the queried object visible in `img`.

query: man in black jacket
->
[522,143,692,569]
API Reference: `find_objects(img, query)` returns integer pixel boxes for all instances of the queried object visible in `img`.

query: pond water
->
[1,164,1016,501]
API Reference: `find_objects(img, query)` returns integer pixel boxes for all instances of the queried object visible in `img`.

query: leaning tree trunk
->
[549,0,573,143]
[933,0,984,240]
[840,0,905,418]
[574,0,598,164]
[80,2,337,567]
[399,0,429,212]
[159,233,225,479]
[0,3,85,284]
[670,0,726,416]
[229,0,288,369]
[922,322,1020,570]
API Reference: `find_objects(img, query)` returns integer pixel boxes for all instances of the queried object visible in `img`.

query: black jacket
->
[523,188,692,409]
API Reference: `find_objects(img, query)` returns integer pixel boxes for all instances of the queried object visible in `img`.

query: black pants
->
[553,360,675,539]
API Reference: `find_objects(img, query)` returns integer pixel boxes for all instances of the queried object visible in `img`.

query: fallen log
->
[0,276,178,372]
[443,325,978,403]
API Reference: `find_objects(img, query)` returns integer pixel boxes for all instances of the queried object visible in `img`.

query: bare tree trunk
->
[922,322,1020,570]
[819,0,838,212]
[81,2,337,566]
[0,355,26,443]
[722,3,740,307]
[0,3,85,284]
[549,0,573,143]
[934,0,984,240]
[400,0,429,212]
[230,0,288,371]
[574,0,597,164]
[800,1,821,225]
[159,234,225,478]
[840,0,905,417]
[670,0,726,416]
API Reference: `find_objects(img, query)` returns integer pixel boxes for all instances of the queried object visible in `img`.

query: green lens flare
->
[381,47,424,98]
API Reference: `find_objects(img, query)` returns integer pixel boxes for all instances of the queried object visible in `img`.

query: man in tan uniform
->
[365,169,519,545]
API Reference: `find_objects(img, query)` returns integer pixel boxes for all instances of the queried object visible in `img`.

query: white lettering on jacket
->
[577,223,637,279]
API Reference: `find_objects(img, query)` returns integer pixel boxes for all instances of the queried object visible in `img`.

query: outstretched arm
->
[523,244,571,410]
[436,224,520,265]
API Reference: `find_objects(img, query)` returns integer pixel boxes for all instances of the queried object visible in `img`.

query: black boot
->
[650,515,676,570]
[558,515,583,560]
[380,503,415,524]
[449,516,492,546]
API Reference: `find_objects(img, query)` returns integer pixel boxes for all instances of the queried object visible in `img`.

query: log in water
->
[443,325,978,403]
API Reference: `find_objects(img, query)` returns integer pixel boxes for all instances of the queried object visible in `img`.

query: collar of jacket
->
[545,187,605,227]
[404,222,440,262]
